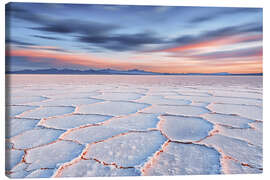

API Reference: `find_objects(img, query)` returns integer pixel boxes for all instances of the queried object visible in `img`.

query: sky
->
[5,3,263,73]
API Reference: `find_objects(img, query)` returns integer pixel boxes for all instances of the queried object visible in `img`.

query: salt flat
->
[5,75,263,178]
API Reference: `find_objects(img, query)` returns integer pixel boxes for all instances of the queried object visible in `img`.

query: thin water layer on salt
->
[159,115,213,142]
[201,113,254,128]
[78,101,150,116]
[6,118,39,138]
[136,95,191,106]
[20,106,75,119]
[200,134,262,169]
[10,128,65,149]
[141,104,210,116]
[143,142,221,175]
[5,149,24,171]
[95,92,144,101]
[61,126,125,144]
[42,114,112,130]
[26,169,55,178]
[7,105,38,117]
[29,98,103,107]
[207,103,262,121]
[84,131,167,167]
[57,159,141,177]
[25,141,84,171]
[105,113,160,131]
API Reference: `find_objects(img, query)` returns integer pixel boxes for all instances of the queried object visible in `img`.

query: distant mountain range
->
[6,68,263,76]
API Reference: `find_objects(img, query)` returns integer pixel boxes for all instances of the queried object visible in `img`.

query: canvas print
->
[5,2,263,178]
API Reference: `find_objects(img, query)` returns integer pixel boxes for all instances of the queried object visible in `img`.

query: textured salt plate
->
[10,162,29,172]
[222,158,262,174]
[8,163,31,178]
[61,126,125,144]
[100,87,148,94]
[10,128,65,149]
[136,95,191,106]
[190,102,210,107]
[217,125,262,147]
[7,105,38,117]
[78,101,150,116]
[84,131,167,167]
[57,159,141,177]
[6,118,39,138]
[46,91,101,99]
[159,115,213,142]
[250,121,263,132]
[7,170,31,178]
[200,134,262,169]
[7,96,48,105]
[42,114,112,130]
[167,95,262,106]
[211,90,262,100]
[141,104,210,116]
[201,113,254,128]
[25,141,84,171]
[105,113,160,131]
[142,142,221,175]
[20,106,75,119]
[5,149,24,171]
[207,103,262,121]
[178,91,212,97]
[29,98,103,106]
[95,92,144,101]
[26,169,55,178]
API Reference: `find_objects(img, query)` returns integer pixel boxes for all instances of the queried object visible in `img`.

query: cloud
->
[32,35,63,40]
[190,7,261,23]
[6,3,121,37]
[30,19,120,35]
[6,3,52,25]
[5,39,37,46]
[194,47,262,60]
[155,23,262,52]
[169,46,262,60]
[77,32,167,51]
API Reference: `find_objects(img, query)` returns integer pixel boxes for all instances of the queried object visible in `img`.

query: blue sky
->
[5,3,262,73]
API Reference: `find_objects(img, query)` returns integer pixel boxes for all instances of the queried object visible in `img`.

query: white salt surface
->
[20,106,75,119]
[6,75,262,177]
[6,118,39,138]
[141,104,210,116]
[42,114,112,130]
[143,142,221,175]
[10,128,64,149]
[57,159,141,177]
[25,140,84,171]
[159,115,213,142]
[84,131,167,167]
[207,103,262,121]
[78,101,149,116]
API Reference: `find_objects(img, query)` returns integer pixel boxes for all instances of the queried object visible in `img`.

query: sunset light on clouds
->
[5,3,262,74]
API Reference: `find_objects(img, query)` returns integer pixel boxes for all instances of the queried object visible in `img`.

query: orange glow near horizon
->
[6,47,262,74]
[158,34,262,53]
